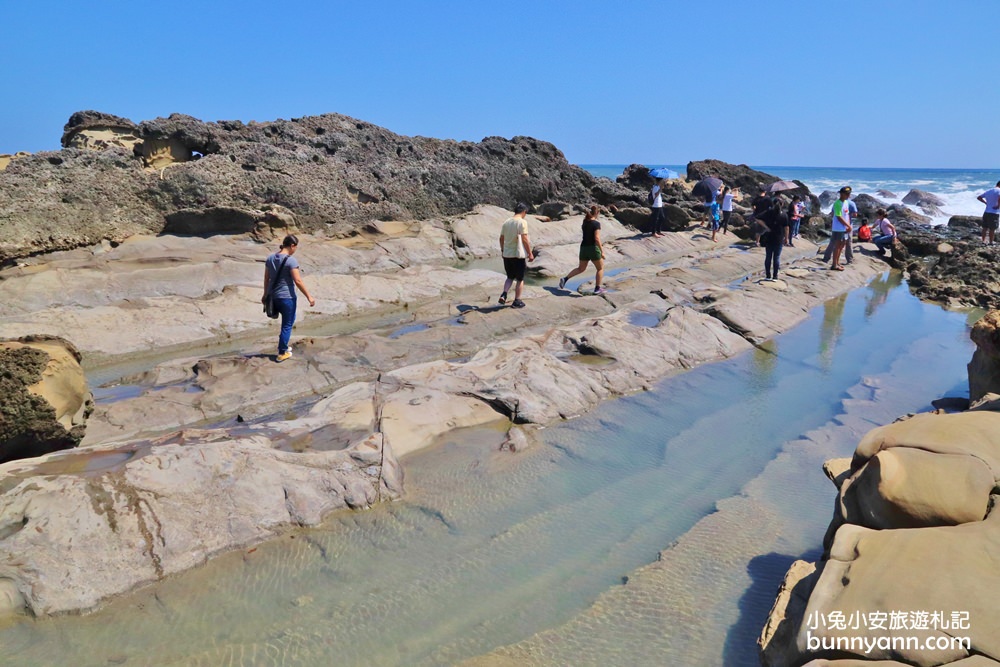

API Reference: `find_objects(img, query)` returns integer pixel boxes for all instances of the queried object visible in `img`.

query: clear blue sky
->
[1,0,995,168]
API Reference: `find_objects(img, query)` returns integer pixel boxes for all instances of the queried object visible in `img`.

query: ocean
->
[581,164,999,226]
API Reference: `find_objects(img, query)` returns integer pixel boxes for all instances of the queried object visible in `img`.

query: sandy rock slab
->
[0,424,401,617]
[0,335,93,463]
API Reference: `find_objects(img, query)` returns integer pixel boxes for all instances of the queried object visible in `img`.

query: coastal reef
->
[0,110,609,263]
[759,318,1000,666]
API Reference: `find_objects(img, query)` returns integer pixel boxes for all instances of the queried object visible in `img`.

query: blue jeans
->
[790,218,801,237]
[873,234,895,252]
[275,297,296,354]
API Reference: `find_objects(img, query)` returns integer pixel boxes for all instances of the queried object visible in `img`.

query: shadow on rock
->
[722,549,821,667]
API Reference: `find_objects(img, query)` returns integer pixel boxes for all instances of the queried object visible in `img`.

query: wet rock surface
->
[0,200,890,617]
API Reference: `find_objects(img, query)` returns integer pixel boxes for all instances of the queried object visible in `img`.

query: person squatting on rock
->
[499,202,534,308]
[760,197,789,280]
[828,186,853,271]
[976,180,1000,245]
[823,186,856,264]
[648,179,666,237]
[263,234,316,362]
[559,205,607,295]
[872,208,897,255]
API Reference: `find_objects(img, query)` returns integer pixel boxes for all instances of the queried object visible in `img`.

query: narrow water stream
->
[0,272,977,667]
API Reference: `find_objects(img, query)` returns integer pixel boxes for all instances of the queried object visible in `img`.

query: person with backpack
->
[648,179,665,238]
[760,197,789,279]
[262,234,316,362]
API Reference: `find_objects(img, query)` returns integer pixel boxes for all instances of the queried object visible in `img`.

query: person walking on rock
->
[761,197,789,280]
[263,234,316,362]
[976,180,1000,245]
[828,187,852,271]
[559,205,607,295]
[499,202,534,308]
[872,208,897,255]
[648,179,666,237]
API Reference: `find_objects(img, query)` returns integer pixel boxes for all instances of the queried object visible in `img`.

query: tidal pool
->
[0,272,978,666]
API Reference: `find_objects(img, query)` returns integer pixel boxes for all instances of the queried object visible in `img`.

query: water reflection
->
[818,293,847,371]
[750,340,779,387]
[864,271,902,320]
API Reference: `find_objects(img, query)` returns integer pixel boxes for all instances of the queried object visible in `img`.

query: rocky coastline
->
[0,110,991,665]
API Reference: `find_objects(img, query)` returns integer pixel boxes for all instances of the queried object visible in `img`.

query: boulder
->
[902,188,946,207]
[0,335,93,464]
[60,110,142,153]
[685,159,783,194]
[969,310,1000,401]
[839,447,993,528]
[875,188,897,199]
[949,215,982,230]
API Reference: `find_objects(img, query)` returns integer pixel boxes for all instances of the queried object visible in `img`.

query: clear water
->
[582,163,999,225]
[0,273,976,667]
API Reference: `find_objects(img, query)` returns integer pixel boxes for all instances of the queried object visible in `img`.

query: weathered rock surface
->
[0,197,893,617]
[0,111,610,263]
[761,348,1000,666]
[0,425,402,616]
[0,336,93,463]
[969,310,1000,401]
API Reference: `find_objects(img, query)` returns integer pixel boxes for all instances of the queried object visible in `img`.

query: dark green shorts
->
[579,245,602,261]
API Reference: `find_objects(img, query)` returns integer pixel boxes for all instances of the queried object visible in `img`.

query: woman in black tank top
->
[558,206,608,295]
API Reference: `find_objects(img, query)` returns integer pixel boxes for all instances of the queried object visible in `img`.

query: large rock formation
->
[969,310,1000,401]
[0,336,93,463]
[0,110,610,263]
[760,318,1000,666]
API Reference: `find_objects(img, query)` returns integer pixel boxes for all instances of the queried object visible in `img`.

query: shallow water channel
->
[0,272,978,666]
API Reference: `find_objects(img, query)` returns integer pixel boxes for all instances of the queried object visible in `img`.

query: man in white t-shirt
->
[976,181,1000,245]
[498,202,534,308]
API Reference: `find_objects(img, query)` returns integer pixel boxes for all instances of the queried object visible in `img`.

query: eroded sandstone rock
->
[0,426,402,617]
[0,336,93,463]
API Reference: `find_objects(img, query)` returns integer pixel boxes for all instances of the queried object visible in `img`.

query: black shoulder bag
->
[263,254,291,319]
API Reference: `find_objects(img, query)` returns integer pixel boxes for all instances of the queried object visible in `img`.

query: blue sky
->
[1,0,995,168]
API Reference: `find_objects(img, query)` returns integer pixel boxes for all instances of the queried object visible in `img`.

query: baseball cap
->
[839,186,852,194]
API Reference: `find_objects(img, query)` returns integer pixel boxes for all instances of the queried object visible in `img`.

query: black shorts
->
[983,212,999,231]
[503,257,527,281]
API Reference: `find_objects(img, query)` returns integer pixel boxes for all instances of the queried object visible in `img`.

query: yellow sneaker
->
[276,351,293,362]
